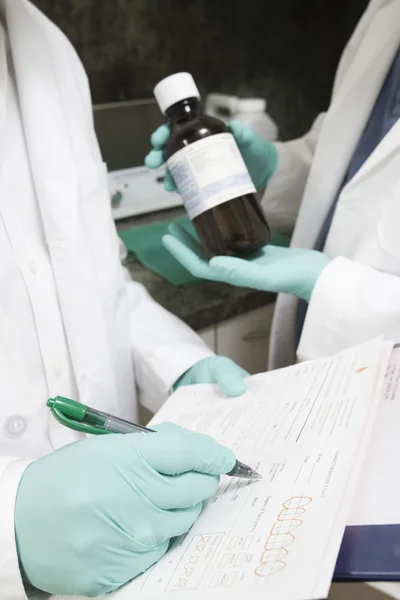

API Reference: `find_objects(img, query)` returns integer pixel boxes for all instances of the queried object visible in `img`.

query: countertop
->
[117,207,275,331]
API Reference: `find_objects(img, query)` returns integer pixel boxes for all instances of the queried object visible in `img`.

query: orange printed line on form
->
[254,496,312,578]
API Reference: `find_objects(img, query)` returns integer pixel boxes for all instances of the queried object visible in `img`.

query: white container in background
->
[205,93,279,141]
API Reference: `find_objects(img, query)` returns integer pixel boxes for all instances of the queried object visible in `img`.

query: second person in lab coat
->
[147,0,400,369]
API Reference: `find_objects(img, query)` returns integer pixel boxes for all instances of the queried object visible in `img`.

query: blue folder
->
[332,344,400,582]
[334,524,400,581]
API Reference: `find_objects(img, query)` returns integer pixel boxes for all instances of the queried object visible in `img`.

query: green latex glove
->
[144,124,175,192]
[162,224,330,303]
[225,120,278,190]
[15,423,235,597]
[175,357,249,397]
[144,121,278,192]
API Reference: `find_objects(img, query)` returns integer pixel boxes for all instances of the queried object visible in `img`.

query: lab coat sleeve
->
[125,277,214,413]
[297,257,400,361]
[261,113,325,234]
[0,457,33,600]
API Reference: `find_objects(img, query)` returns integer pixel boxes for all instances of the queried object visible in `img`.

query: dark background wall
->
[31,0,368,140]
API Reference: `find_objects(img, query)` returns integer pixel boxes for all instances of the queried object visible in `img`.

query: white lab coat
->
[264,0,400,370]
[0,1,213,597]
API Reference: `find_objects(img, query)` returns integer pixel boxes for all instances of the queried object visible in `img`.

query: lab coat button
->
[4,416,27,438]
[29,260,37,275]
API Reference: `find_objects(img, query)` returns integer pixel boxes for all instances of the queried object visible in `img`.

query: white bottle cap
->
[154,73,200,114]
[237,98,267,113]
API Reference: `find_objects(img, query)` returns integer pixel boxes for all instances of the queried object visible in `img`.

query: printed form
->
[58,338,392,600]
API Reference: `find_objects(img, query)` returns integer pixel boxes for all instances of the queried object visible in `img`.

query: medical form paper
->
[55,337,392,600]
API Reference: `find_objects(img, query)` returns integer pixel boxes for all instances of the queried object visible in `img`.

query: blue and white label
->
[167,133,256,219]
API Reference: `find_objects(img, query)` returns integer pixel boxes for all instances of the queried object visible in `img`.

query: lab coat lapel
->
[0,24,7,168]
[3,0,81,251]
[4,0,120,411]
[291,0,400,250]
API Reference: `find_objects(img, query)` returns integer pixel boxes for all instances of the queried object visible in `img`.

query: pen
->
[47,396,261,480]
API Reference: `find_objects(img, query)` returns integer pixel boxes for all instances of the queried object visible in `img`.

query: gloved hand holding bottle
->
[146,118,329,303]
[145,120,278,193]
[162,223,330,303]
[15,423,235,597]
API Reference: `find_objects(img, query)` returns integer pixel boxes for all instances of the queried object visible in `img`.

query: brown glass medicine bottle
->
[154,73,271,258]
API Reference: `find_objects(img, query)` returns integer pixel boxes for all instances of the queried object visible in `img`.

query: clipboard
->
[334,524,400,581]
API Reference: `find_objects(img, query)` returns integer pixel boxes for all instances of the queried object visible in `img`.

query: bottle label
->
[167,132,256,219]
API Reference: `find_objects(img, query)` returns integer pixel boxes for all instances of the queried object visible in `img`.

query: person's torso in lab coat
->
[0,39,84,457]
[0,12,137,458]
[268,0,400,369]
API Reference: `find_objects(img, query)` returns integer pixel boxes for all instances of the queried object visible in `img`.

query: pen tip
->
[252,471,262,480]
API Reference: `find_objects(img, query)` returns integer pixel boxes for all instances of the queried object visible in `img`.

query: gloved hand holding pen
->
[15,423,235,597]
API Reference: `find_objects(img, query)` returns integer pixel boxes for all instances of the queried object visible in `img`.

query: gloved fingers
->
[140,470,220,509]
[226,120,257,148]
[168,223,203,254]
[71,540,167,596]
[211,358,249,397]
[213,357,250,379]
[135,422,236,477]
[144,152,176,191]
[150,124,171,149]
[261,244,292,258]
[162,233,213,280]
[131,539,169,574]
[173,367,195,389]
[156,503,203,542]
[217,373,247,397]
[92,540,170,596]
[129,503,203,548]
[145,125,176,191]
[249,246,304,273]
[121,541,170,592]
[209,256,281,292]
[145,149,165,170]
